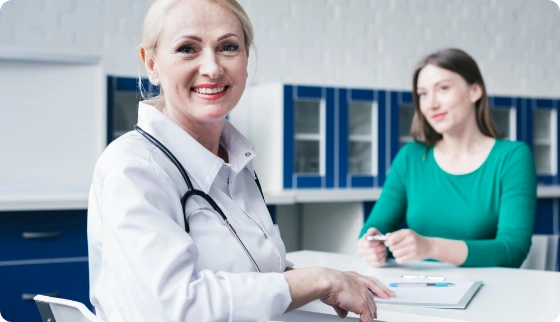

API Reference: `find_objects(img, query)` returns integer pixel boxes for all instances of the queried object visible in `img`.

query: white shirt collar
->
[136,101,256,194]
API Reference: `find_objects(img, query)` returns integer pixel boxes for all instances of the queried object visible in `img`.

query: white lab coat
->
[87,101,293,322]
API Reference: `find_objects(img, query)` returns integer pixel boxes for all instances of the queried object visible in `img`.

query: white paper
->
[374,278,477,305]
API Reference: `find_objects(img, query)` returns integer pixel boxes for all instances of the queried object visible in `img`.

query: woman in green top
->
[358,48,537,268]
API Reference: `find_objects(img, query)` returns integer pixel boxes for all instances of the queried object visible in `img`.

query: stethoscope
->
[134,125,261,273]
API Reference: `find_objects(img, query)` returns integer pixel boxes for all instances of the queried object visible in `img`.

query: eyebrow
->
[174,33,240,44]
[417,79,452,90]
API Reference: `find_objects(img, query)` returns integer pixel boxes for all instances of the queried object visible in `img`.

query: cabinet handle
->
[22,292,61,301]
[22,231,62,239]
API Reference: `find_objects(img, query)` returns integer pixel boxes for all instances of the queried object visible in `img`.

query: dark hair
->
[411,48,499,145]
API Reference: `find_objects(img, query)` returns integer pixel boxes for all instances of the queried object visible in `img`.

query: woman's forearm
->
[429,237,468,266]
[282,266,332,312]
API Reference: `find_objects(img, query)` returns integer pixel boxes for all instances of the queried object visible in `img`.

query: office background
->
[0,1,559,321]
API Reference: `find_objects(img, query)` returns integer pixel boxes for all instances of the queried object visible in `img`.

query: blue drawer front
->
[0,210,87,262]
[0,261,90,322]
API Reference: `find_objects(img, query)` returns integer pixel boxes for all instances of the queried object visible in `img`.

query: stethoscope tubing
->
[134,125,261,273]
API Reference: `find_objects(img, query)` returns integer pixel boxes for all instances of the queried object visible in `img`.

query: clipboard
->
[375,278,483,309]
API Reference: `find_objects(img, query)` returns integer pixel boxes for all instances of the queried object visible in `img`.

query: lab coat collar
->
[136,101,256,194]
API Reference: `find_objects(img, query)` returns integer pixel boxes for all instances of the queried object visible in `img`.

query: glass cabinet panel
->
[294,99,324,174]
[348,102,377,175]
[490,108,516,140]
[113,91,141,139]
[400,104,415,147]
[533,109,557,175]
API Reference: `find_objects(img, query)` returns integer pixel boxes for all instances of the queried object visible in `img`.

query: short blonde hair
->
[140,0,253,57]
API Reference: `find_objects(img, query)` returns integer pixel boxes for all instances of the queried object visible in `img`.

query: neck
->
[438,119,488,155]
[162,105,225,159]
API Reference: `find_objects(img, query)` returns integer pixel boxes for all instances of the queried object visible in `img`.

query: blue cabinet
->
[527,98,560,185]
[249,84,336,191]
[0,210,89,322]
[284,85,336,189]
[488,96,522,141]
[338,88,387,187]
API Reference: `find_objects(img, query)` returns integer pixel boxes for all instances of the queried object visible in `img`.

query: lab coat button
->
[245,152,251,157]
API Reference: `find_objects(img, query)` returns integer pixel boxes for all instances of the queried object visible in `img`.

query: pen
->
[401,275,446,281]
[388,282,453,287]
[366,235,387,241]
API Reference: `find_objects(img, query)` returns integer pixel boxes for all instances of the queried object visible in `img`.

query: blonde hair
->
[138,0,254,99]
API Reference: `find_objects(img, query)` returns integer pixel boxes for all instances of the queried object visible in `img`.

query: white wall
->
[0,0,559,97]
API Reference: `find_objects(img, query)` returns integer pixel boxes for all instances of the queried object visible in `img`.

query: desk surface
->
[286,251,560,322]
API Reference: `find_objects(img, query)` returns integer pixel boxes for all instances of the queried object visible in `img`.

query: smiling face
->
[416,64,482,136]
[142,0,248,126]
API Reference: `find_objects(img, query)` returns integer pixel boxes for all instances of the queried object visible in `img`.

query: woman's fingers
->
[332,305,348,318]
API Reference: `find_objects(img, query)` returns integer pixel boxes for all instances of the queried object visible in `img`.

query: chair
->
[33,295,104,322]
[521,234,559,271]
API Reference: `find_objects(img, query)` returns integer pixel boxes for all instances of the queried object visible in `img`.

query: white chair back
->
[521,234,559,271]
[33,295,104,322]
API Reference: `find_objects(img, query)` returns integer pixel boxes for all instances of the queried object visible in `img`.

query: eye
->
[220,43,240,54]
[417,92,427,98]
[177,45,197,54]
[439,86,449,92]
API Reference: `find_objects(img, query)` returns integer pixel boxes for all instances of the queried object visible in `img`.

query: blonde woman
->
[87,0,393,321]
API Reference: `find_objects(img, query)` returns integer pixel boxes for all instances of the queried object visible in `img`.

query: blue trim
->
[338,88,349,188]
[536,99,555,108]
[377,90,387,186]
[351,89,375,101]
[296,85,322,99]
[106,76,115,145]
[534,199,554,234]
[296,176,323,188]
[326,87,335,188]
[516,98,526,142]
[115,77,137,91]
[531,98,558,184]
[402,92,413,104]
[283,85,294,189]
[267,205,276,224]
[389,91,400,161]
[363,201,375,222]
[492,96,513,107]
[351,176,374,188]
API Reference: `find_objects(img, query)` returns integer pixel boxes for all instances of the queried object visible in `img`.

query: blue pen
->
[389,282,453,287]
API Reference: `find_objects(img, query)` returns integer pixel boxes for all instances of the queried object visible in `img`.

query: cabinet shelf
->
[349,135,373,142]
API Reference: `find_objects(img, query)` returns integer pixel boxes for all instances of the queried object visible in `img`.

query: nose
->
[199,49,224,79]
[426,92,439,109]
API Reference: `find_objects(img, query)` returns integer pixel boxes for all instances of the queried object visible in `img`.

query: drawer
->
[0,210,87,262]
[0,261,90,322]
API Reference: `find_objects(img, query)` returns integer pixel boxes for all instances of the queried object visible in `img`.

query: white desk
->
[283,251,560,322]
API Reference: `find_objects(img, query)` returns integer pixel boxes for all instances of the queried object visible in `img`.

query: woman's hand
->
[357,228,388,267]
[385,229,433,263]
[321,269,395,322]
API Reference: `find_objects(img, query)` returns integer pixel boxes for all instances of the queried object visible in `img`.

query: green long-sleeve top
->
[360,139,537,268]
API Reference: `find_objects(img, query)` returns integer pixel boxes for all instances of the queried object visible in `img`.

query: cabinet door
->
[0,210,87,262]
[489,96,520,141]
[0,261,90,322]
[338,89,386,188]
[529,99,559,184]
[107,76,159,144]
[283,85,334,189]
[389,91,414,173]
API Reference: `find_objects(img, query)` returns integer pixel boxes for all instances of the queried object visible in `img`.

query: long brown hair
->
[411,48,499,145]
